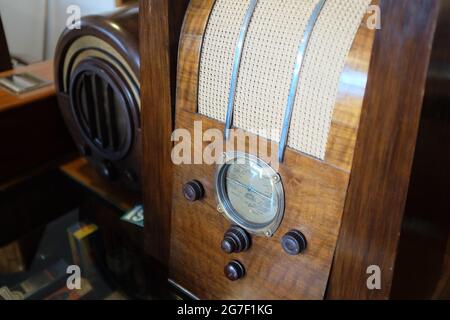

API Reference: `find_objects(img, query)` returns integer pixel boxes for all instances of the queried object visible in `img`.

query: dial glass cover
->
[216,153,285,236]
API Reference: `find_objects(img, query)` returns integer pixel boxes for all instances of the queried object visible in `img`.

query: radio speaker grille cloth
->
[198,0,371,160]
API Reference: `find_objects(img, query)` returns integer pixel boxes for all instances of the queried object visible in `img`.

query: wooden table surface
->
[0,60,55,113]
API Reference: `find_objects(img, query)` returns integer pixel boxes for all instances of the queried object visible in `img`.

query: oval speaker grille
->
[70,58,135,160]
[78,72,127,151]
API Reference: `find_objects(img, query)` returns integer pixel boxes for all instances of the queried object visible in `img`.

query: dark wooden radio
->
[164,0,450,300]
[55,5,141,190]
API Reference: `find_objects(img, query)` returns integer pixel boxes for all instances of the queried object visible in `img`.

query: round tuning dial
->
[221,226,251,254]
[224,260,245,281]
[183,180,204,202]
[281,230,307,255]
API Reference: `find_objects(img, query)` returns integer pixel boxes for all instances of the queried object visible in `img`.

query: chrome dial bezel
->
[215,152,285,237]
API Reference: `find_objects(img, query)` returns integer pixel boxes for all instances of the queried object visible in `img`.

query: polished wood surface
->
[328,0,443,299]
[140,0,190,265]
[170,112,349,299]
[390,0,450,299]
[326,20,376,171]
[169,0,376,299]
[60,157,141,212]
[0,61,54,113]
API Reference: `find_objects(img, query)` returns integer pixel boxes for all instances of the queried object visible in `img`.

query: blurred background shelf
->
[59,157,140,213]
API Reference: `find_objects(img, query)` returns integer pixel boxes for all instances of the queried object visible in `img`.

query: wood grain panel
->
[140,0,190,265]
[390,0,450,299]
[328,0,442,300]
[140,0,173,265]
[170,111,349,300]
[326,15,376,171]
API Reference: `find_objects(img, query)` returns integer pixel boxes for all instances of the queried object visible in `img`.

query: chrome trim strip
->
[168,279,200,300]
[278,0,327,162]
[224,0,259,139]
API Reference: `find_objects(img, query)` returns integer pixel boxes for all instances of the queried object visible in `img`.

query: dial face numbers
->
[225,162,278,225]
[216,153,285,236]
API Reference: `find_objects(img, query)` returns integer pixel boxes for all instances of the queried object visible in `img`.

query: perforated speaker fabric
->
[198,0,371,160]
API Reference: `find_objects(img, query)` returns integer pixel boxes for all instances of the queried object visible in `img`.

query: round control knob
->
[221,226,251,254]
[281,230,307,255]
[224,260,245,281]
[183,180,204,202]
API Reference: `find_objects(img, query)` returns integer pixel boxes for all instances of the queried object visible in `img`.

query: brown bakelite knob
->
[224,260,245,281]
[221,226,251,254]
[281,230,307,255]
[183,180,204,202]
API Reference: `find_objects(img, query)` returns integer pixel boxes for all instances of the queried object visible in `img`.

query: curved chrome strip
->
[168,279,199,300]
[278,0,327,162]
[224,0,259,139]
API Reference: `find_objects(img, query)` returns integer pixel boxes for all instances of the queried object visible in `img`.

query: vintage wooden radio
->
[55,5,141,190]
[166,0,450,299]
